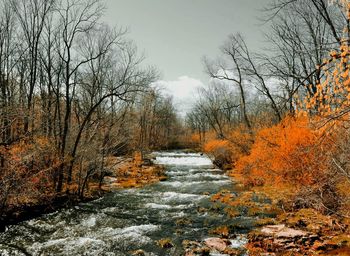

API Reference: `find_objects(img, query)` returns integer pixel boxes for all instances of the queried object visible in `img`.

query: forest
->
[189,0,350,213]
[0,0,350,255]
[0,0,185,215]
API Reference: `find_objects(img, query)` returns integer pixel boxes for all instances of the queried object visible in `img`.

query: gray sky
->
[104,0,272,113]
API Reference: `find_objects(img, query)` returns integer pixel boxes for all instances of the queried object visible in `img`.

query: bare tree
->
[265,1,334,101]
[0,1,18,145]
[204,39,252,130]
[11,0,55,134]
[229,34,282,122]
[53,0,107,192]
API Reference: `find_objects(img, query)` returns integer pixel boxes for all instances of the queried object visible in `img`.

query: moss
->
[255,218,278,226]
[157,238,174,248]
[277,208,336,233]
[175,218,192,226]
[224,207,240,218]
[209,226,230,238]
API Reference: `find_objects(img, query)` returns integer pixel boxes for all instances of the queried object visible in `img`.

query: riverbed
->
[0,152,252,255]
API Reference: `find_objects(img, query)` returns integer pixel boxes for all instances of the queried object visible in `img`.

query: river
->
[0,152,253,255]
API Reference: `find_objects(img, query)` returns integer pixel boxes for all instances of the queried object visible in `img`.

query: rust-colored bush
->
[234,116,338,210]
[203,139,232,169]
[203,126,254,169]
[0,137,59,210]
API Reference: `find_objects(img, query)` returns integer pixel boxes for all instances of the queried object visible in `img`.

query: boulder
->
[261,224,308,238]
[204,237,228,252]
[248,224,322,254]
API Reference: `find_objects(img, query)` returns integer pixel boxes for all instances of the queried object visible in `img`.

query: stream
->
[0,152,253,255]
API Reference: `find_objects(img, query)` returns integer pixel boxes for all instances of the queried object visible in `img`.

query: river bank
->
[207,168,350,256]
[2,151,348,255]
[0,154,165,232]
[0,152,251,255]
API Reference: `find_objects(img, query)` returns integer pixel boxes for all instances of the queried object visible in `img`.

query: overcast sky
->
[104,0,272,114]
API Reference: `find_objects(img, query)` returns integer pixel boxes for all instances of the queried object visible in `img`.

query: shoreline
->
[215,171,350,255]
[200,153,350,255]
[0,155,166,232]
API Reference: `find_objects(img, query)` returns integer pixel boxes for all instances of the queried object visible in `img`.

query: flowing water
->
[0,152,253,256]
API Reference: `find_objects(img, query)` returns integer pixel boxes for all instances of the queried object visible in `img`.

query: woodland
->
[1,0,350,254]
[0,0,183,216]
[186,0,350,253]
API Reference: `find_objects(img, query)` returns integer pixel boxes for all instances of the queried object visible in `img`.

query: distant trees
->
[135,90,181,151]
[186,83,240,141]
[204,36,252,130]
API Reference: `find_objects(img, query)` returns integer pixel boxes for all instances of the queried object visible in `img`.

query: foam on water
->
[145,203,192,210]
[30,237,106,255]
[229,235,248,249]
[161,180,230,188]
[81,216,97,227]
[153,152,203,157]
[119,224,159,235]
[178,172,225,180]
[154,153,213,166]
[161,191,207,202]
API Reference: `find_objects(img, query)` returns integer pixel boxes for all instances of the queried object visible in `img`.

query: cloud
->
[153,76,205,116]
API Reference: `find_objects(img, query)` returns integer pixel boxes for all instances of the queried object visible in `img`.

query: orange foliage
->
[0,137,59,205]
[227,126,254,159]
[299,41,350,125]
[190,133,201,144]
[235,116,332,188]
[203,139,233,169]
[202,126,254,169]
[203,139,229,154]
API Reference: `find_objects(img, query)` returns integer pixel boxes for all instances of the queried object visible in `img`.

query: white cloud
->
[153,76,205,116]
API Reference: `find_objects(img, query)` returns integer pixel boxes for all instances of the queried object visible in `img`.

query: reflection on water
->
[0,152,251,256]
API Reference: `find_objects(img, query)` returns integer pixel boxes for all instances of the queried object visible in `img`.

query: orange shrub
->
[202,126,254,169]
[227,125,254,160]
[190,133,201,144]
[236,116,332,188]
[203,139,232,169]
[204,139,229,153]
[0,137,59,207]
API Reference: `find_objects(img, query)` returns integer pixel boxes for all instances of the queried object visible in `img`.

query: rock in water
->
[131,249,145,255]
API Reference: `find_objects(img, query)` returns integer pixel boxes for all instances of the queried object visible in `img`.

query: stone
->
[131,249,145,255]
[192,246,210,255]
[204,237,228,252]
[248,223,323,254]
[103,176,118,184]
[261,224,308,238]
[223,247,241,255]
